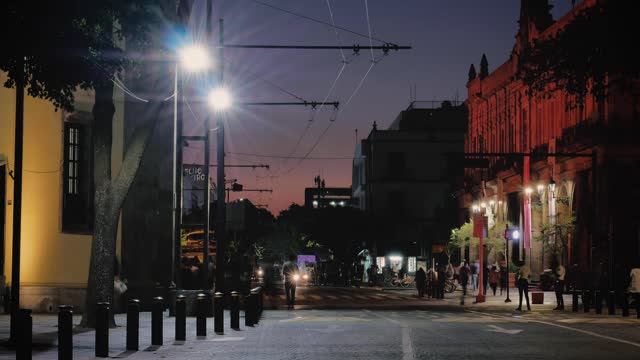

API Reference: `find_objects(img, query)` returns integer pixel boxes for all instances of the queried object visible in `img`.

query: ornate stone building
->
[461,0,640,282]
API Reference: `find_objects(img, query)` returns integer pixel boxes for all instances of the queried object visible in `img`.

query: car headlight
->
[293,274,300,281]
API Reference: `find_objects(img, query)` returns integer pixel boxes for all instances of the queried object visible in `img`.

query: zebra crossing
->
[265,286,428,307]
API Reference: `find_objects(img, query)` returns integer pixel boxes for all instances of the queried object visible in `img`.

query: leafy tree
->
[519,2,638,106]
[449,219,512,261]
[1,1,180,327]
[534,215,576,263]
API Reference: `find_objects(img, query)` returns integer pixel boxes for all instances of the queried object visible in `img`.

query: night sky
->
[181,0,573,214]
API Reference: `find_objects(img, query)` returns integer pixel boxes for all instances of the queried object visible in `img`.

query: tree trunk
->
[80,80,161,328]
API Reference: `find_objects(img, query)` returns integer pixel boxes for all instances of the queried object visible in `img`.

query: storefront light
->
[408,257,416,273]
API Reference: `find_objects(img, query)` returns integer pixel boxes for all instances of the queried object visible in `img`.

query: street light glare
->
[208,87,233,111]
[179,45,212,72]
[525,187,533,196]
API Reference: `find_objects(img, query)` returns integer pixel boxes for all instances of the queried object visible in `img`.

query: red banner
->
[473,215,488,238]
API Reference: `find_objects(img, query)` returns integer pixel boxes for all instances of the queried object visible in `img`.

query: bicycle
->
[391,276,414,288]
[444,278,457,293]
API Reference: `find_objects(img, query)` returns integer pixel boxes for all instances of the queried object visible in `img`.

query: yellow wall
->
[1,73,124,288]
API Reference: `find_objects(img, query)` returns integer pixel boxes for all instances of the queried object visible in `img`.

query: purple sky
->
[181,0,574,214]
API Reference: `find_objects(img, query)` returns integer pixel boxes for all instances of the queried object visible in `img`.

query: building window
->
[62,120,93,232]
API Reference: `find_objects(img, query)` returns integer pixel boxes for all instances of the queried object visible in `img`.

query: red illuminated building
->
[460,0,640,282]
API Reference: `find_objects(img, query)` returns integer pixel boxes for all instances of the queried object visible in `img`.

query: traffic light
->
[504,227,520,241]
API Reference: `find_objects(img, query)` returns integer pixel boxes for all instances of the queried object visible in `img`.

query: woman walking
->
[516,264,531,311]
[489,266,499,296]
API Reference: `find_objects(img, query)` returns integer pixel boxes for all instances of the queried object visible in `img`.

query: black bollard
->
[572,290,579,312]
[175,295,186,341]
[17,309,32,360]
[58,305,73,360]
[258,288,264,317]
[196,293,207,337]
[231,291,240,330]
[608,291,615,315]
[214,292,224,334]
[251,288,260,324]
[244,293,254,327]
[622,292,630,317]
[95,302,110,358]
[126,299,140,351]
[152,297,164,346]
[595,290,602,314]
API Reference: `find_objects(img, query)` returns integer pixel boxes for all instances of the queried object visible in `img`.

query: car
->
[181,230,216,261]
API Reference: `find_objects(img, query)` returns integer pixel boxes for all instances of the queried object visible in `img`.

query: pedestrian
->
[516,264,531,311]
[437,265,446,299]
[499,265,508,295]
[282,254,300,309]
[415,267,427,298]
[459,261,470,305]
[483,264,490,294]
[552,258,566,310]
[628,262,640,317]
[426,267,436,298]
[471,260,479,291]
[489,266,499,296]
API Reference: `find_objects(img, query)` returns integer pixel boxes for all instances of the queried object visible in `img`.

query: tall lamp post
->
[173,44,211,289]
[504,226,520,303]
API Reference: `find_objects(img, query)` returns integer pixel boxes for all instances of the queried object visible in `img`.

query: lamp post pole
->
[214,18,226,294]
[504,225,511,303]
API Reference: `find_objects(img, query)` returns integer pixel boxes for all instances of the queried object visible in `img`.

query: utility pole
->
[10,55,24,343]
[202,0,213,291]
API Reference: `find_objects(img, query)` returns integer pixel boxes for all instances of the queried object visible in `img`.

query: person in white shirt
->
[553,258,566,310]
[516,264,531,311]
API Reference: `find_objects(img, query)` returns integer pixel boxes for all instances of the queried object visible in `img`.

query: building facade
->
[353,101,467,268]
[0,72,126,312]
[461,0,640,281]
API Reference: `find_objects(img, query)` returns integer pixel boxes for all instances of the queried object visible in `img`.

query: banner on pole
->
[473,215,488,238]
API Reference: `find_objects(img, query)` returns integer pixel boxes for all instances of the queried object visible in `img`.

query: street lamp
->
[525,187,533,198]
[179,44,212,72]
[207,87,233,111]
[536,183,545,197]
[173,43,212,290]
[472,204,480,213]
[549,177,556,199]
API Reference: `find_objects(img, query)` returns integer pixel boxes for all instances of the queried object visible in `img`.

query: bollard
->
[244,293,254,327]
[196,293,207,337]
[214,292,224,334]
[152,297,164,346]
[58,305,73,360]
[95,302,110,358]
[251,288,260,324]
[175,295,186,341]
[572,291,579,312]
[622,292,630,317]
[595,290,602,314]
[126,299,140,351]
[17,309,32,360]
[608,291,615,315]
[230,291,240,330]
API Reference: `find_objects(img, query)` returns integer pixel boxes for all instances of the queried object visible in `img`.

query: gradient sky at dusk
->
[181,0,574,214]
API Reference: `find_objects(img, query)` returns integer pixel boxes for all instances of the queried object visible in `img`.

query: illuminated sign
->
[376,256,385,273]
[408,257,416,273]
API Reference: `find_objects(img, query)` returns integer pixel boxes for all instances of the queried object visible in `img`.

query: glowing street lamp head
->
[207,87,232,111]
[537,184,545,195]
[179,45,211,72]
[480,202,487,208]
[525,187,533,197]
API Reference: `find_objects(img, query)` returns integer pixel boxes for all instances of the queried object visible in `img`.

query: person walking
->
[499,265,508,296]
[471,260,479,291]
[628,262,640,317]
[516,264,531,311]
[415,267,427,298]
[437,265,446,299]
[282,254,300,309]
[489,266,499,296]
[553,258,566,310]
[459,261,470,305]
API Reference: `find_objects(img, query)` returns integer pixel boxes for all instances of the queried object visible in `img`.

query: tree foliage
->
[519,2,638,106]
[534,215,576,257]
[449,219,512,258]
[1,1,164,111]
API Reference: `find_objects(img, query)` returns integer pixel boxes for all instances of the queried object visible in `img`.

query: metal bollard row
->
[152,297,164,346]
[17,308,33,360]
[175,295,186,341]
[214,292,224,334]
[196,293,207,337]
[126,300,140,351]
[95,302,110,358]
[231,291,240,330]
[245,292,254,327]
